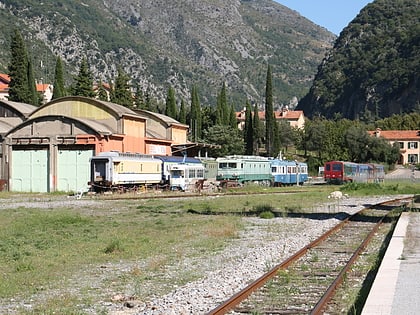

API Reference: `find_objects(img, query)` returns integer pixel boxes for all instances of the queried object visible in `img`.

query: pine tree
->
[244,101,254,155]
[165,86,177,119]
[52,56,66,100]
[96,80,108,101]
[71,58,95,98]
[178,98,187,124]
[272,118,281,158]
[190,85,202,141]
[112,67,132,107]
[8,29,31,104]
[133,82,145,109]
[265,64,274,156]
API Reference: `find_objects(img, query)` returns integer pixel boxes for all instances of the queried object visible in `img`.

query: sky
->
[274,0,374,35]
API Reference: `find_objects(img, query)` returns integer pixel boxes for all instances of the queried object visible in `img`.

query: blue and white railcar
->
[271,159,309,186]
[156,155,203,184]
[169,163,206,191]
[90,151,162,191]
[216,155,272,185]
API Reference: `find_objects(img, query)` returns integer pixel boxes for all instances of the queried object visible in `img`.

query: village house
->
[369,128,420,165]
[236,106,305,130]
[0,73,53,104]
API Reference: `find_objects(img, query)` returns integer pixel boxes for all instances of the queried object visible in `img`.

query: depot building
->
[0,96,191,193]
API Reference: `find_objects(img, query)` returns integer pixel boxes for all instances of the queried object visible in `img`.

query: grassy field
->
[0,182,418,313]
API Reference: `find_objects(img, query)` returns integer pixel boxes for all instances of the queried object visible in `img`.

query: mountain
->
[0,0,335,108]
[297,0,420,120]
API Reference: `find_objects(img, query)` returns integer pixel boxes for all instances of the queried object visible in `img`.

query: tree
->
[265,64,274,156]
[133,82,145,109]
[216,82,229,125]
[71,58,95,97]
[190,85,202,141]
[253,104,262,155]
[52,56,66,100]
[8,30,32,104]
[203,125,244,157]
[27,59,39,106]
[178,98,187,124]
[165,86,177,119]
[112,67,132,107]
[244,101,254,155]
[96,80,108,101]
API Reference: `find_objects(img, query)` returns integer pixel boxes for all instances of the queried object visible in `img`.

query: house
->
[369,129,420,164]
[0,74,10,101]
[0,73,53,104]
[236,106,305,130]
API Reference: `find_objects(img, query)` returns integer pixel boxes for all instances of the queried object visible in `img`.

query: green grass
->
[0,181,418,313]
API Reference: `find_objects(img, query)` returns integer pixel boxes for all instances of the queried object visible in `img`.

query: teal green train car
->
[216,155,273,185]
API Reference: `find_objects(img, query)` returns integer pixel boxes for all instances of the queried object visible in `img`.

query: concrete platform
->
[362,211,420,315]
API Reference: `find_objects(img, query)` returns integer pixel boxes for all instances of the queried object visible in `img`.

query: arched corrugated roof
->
[0,100,37,118]
[4,114,114,138]
[31,96,140,120]
[134,109,188,128]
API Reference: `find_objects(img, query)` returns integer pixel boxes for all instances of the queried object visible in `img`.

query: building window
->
[399,142,404,149]
[408,154,418,164]
[409,142,418,149]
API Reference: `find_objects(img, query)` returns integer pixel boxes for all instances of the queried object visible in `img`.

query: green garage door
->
[12,149,49,192]
[57,149,93,192]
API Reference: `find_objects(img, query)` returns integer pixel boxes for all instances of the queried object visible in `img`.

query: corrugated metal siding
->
[57,148,93,192]
[31,100,115,120]
[11,149,49,192]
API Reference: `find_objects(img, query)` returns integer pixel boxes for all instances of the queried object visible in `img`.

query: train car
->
[324,161,385,184]
[156,155,202,185]
[90,151,162,192]
[271,159,309,186]
[216,155,272,185]
[197,157,218,180]
[168,163,206,191]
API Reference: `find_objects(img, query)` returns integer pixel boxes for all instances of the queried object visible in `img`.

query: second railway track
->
[208,197,412,315]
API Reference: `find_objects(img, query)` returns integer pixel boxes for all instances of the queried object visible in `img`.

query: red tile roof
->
[0,73,10,84]
[368,130,420,140]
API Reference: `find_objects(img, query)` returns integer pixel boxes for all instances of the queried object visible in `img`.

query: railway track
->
[207,197,412,315]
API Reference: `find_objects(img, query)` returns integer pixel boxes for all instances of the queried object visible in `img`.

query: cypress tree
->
[265,64,274,156]
[178,98,187,124]
[190,85,202,141]
[71,58,95,97]
[112,67,132,107]
[253,104,261,155]
[216,82,229,125]
[244,101,254,155]
[8,29,31,103]
[229,103,237,129]
[27,59,39,106]
[52,56,66,100]
[165,86,177,119]
[133,82,145,109]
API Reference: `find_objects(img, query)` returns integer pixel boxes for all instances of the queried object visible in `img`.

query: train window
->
[332,164,342,171]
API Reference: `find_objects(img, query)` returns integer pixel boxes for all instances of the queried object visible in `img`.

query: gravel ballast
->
[0,194,405,315]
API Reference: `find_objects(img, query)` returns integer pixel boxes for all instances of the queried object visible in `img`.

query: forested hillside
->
[0,0,334,107]
[297,0,419,120]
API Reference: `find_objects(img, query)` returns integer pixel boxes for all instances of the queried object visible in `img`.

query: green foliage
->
[7,29,31,104]
[165,86,177,119]
[253,204,275,215]
[259,211,275,219]
[70,58,95,98]
[265,64,274,156]
[52,56,66,99]
[298,0,419,119]
[111,67,133,107]
[202,125,244,157]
